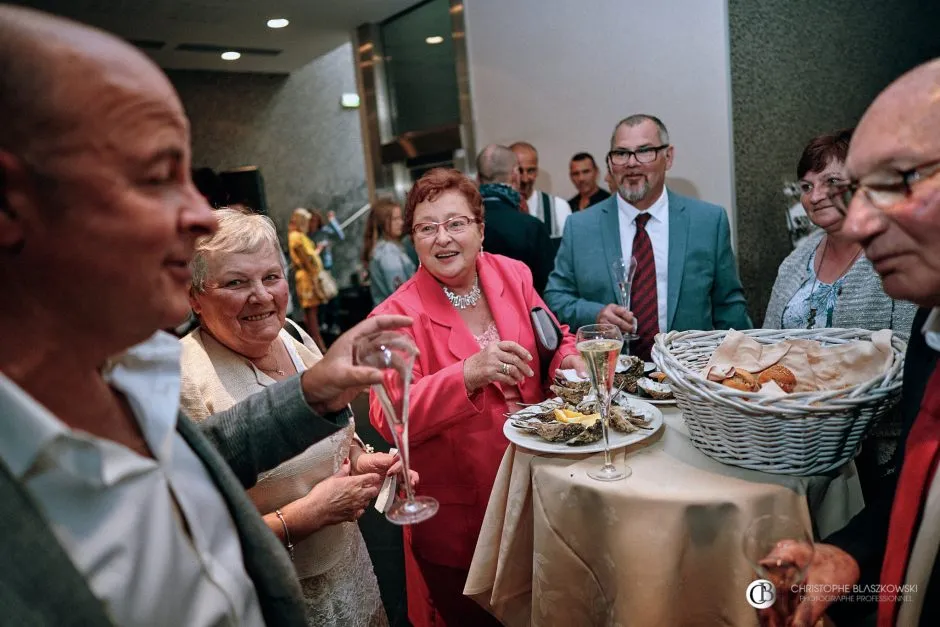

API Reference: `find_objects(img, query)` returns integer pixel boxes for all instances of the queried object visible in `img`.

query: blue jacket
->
[544,190,752,332]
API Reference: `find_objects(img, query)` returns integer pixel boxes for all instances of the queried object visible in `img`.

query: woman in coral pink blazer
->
[368,169,582,627]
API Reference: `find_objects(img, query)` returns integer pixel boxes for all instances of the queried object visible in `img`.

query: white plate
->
[618,390,677,406]
[503,397,663,454]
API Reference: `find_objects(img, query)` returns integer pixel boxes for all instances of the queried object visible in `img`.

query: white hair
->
[190,207,285,293]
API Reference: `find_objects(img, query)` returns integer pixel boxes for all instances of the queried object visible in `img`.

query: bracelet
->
[274,509,294,561]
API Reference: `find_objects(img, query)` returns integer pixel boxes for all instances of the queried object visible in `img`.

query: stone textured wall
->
[729,0,940,324]
[168,42,369,288]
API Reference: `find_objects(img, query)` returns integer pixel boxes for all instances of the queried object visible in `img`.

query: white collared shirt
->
[617,188,670,332]
[526,189,572,238]
[0,332,264,626]
[923,307,940,351]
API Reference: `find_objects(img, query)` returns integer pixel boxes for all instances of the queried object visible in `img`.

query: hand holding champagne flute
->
[577,324,629,481]
[355,331,438,525]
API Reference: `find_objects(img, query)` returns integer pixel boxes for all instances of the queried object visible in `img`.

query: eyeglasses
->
[607,144,670,166]
[412,215,480,240]
[797,176,847,195]
[829,157,940,215]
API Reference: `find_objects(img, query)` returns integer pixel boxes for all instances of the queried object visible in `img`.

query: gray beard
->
[618,180,649,204]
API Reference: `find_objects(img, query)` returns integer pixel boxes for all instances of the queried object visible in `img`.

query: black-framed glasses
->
[412,215,480,240]
[829,157,940,215]
[607,144,670,166]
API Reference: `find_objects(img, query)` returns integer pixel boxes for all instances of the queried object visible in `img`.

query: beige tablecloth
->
[464,407,864,627]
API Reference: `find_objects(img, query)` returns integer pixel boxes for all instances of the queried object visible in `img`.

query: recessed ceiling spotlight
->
[425,35,444,45]
[267,18,289,29]
[221,51,241,61]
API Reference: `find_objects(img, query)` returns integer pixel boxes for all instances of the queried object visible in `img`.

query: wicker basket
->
[651,328,907,476]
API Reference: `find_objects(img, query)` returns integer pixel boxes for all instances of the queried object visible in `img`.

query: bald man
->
[475,143,555,293]
[0,6,411,626]
[509,141,572,242]
[765,58,940,627]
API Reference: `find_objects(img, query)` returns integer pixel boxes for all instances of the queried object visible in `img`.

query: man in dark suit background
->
[475,144,555,294]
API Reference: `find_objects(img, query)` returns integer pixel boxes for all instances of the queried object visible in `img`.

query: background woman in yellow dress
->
[288,208,328,352]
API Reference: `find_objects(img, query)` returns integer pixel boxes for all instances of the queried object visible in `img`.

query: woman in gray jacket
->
[362,198,417,306]
[764,129,916,335]
[764,130,916,487]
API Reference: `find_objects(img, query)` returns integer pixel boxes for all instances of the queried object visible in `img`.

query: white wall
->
[463,0,735,234]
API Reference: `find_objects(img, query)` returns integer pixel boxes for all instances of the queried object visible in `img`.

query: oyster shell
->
[511,419,587,442]
[550,383,588,405]
[517,400,562,422]
[566,418,603,445]
[618,355,645,377]
[614,372,641,394]
[636,377,673,400]
[609,404,652,431]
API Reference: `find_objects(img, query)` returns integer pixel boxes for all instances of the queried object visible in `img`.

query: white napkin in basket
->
[703,329,895,393]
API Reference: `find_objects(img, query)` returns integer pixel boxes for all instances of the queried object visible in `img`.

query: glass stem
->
[399,442,416,503]
[602,391,613,467]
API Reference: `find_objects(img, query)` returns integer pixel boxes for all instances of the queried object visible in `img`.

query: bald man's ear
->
[0,150,28,250]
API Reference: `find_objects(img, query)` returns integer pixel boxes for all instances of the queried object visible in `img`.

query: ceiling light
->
[221,51,241,61]
[267,18,289,29]
[425,35,444,45]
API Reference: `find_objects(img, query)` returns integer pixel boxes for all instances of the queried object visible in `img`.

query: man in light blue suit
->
[545,115,751,350]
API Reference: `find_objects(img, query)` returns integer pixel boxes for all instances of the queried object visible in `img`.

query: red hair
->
[403,168,484,233]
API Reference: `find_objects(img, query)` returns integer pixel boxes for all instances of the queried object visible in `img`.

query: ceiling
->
[11,0,425,73]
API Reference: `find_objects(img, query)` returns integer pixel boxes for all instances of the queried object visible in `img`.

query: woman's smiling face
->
[189,244,288,357]
[412,190,484,288]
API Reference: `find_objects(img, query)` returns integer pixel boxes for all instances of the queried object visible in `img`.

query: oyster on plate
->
[614,355,646,393]
[608,404,652,433]
[550,378,591,405]
[511,419,586,442]
[636,377,673,400]
[566,418,603,445]
[516,399,563,422]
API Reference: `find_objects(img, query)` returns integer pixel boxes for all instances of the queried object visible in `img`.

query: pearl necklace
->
[442,276,482,310]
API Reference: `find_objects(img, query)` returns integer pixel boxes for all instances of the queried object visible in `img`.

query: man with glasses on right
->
[757,59,940,627]
[544,114,751,360]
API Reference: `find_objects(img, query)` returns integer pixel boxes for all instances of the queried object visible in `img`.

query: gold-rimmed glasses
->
[828,157,940,215]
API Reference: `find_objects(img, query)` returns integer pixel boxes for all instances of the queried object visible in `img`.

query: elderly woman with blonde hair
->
[288,208,328,351]
[180,208,415,626]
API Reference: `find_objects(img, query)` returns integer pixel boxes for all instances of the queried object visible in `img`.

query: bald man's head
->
[840,57,940,308]
[0,4,178,159]
[476,144,519,186]
[847,58,940,179]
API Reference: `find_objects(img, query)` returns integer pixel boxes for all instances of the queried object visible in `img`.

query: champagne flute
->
[742,514,815,623]
[612,257,640,342]
[355,331,439,525]
[577,324,629,481]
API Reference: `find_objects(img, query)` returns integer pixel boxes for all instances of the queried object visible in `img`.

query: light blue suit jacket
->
[544,190,752,332]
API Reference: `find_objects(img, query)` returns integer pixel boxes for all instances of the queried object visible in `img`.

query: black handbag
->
[530,306,562,381]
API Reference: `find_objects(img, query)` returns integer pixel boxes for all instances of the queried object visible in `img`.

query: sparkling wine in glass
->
[356,331,438,525]
[577,324,628,481]
[612,257,640,342]
[742,514,815,623]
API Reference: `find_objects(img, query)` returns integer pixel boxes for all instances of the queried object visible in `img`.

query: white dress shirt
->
[526,189,572,238]
[898,307,940,627]
[0,332,265,626]
[617,188,670,333]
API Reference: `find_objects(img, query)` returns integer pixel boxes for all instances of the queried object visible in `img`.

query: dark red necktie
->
[630,212,658,361]
[878,367,940,626]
